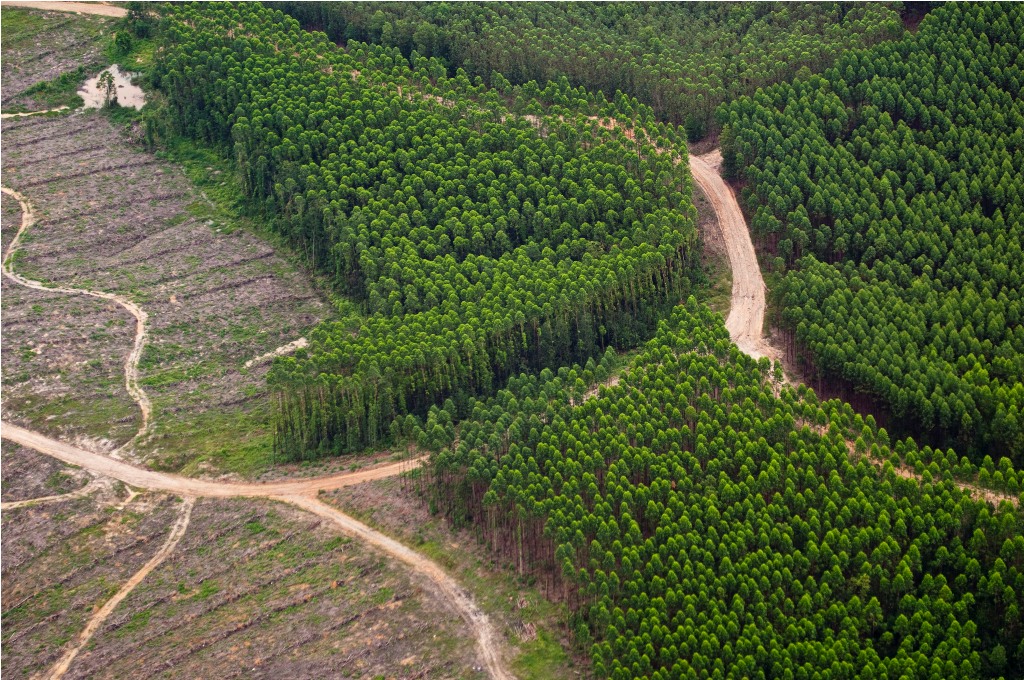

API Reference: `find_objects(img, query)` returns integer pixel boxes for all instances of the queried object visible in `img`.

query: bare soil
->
[62,497,481,680]
[0,442,90,503]
[1,491,182,679]
[324,477,580,679]
[1,111,329,471]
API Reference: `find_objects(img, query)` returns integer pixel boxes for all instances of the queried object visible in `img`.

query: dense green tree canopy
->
[720,3,1024,464]
[154,2,698,458]
[431,299,1024,679]
[272,1,903,138]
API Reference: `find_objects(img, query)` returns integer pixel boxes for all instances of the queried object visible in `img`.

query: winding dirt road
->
[689,149,1018,507]
[1,184,509,677]
[688,150,777,362]
[1,422,426,498]
[2,186,153,456]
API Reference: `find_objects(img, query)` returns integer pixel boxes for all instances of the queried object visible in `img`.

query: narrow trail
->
[40,497,195,680]
[0,106,70,119]
[243,336,308,369]
[2,186,152,456]
[0,477,105,510]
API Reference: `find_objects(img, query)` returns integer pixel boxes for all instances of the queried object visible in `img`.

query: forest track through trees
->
[690,149,1018,508]
[688,149,780,363]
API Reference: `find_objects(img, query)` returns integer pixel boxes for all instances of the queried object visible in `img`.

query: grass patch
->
[19,67,89,111]
[514,629,573,680]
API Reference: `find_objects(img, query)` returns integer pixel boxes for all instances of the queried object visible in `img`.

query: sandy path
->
[692,150,1018,508]
[1,422,426,497]
[0,106,70,119]
[688,150,776,361]
[2,422,510,675]
[41,497,195,680]
[286,495,512,680]
[243,336,308,368]
[2,186,152,456]
[1,1,125,17]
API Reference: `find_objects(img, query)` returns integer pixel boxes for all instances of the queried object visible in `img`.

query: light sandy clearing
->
[2,186,152,457]
[243,336,308,368]
[41,497,195,680]
[2,1,125,17]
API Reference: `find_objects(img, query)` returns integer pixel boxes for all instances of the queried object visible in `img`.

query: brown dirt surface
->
[1,491,184,679]
[0,442,90,503]
[1,111,329,472]
[62,497,481,680]
[323,477,580,679]
[2,2,126,18]
[0,6,114,111]
[692,180,731,319]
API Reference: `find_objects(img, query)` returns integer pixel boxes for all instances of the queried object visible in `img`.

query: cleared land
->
[0,6,114,111]
[1,111,328,473]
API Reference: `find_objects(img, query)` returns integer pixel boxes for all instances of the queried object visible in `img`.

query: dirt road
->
[1,422,511,676]
[3,167,508,678]
[287,496,513,680]
[687,150,778,362]
[691,150,1019,508]
[42,497,195,680]
[2,186,153,455]
[1,1,125,17]
[1,422,426,497]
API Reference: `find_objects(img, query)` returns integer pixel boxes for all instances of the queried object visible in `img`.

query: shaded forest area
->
[428,299,1024,679]
[271,1,904,140]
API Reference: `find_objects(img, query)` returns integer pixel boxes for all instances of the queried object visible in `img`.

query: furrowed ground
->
[1,109,329,474]
[58,498,479,680]
[0,6,114,112]
[3,8,567,679]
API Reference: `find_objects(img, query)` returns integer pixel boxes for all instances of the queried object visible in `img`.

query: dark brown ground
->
[1,442,91,502]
